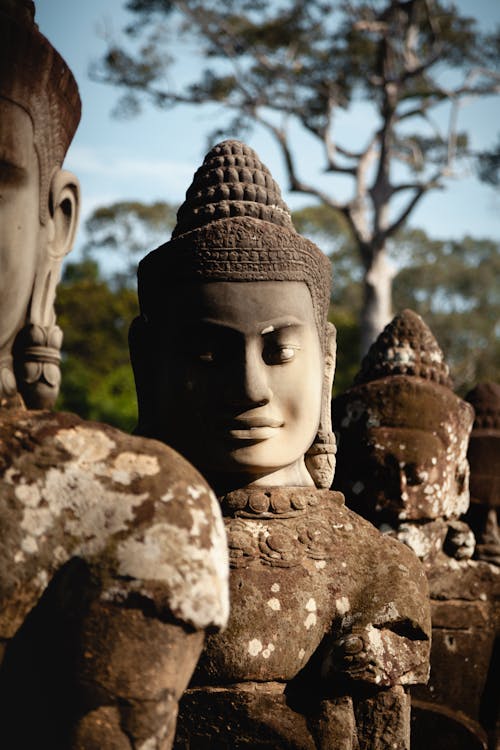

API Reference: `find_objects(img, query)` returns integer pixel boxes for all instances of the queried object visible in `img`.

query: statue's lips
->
[218,416,284,441]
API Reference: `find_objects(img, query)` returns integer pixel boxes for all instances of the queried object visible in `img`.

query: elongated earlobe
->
[305,321,337,489]
[14,169,80,409]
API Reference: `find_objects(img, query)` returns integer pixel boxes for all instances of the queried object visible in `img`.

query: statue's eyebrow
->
[258,317,304,335]
[193,316,305,337]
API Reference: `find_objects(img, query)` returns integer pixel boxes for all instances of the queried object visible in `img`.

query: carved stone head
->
[0,0,81,408]
[131,140,335,493]
[333,310,474,524]
[465,382,500,507]
[463,382,500,564]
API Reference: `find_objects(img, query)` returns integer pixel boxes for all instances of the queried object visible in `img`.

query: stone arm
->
[0,409,229,748]
[308,532,430,750]
[322,524,431,691]
[323,622,429,688]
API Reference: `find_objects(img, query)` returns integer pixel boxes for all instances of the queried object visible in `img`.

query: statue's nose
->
[234,342,272,407]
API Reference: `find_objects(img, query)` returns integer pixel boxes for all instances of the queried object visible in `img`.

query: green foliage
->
[393,231,500,393]
[56,259,139,431]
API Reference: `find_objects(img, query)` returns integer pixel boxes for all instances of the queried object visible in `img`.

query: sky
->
[36,0,500,258]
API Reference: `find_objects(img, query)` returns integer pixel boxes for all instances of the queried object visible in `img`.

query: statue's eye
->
[279,347,296,362]
[264,345,298,365]
[405,463,425,486]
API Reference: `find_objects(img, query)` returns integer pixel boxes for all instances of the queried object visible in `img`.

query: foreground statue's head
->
[333,310,474,523]
[131,140,335,493]
[0,0,81,408]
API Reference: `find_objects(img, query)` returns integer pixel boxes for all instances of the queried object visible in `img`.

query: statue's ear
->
[14,169,81,409]
[48,169,80,261]
[28,169,80,331]
[129,315,155,436]
[305,321,337,489]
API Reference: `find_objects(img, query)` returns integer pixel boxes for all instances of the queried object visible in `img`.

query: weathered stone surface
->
[333,310,499,749]
[174,487,430,748]
[0,408,229,748]
[0,408,229,638]
[133,142,431,748]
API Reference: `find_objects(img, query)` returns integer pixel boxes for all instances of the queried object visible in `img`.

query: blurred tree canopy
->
[294,203,500,394]
[55,200,499,430]
[93,0,500,352]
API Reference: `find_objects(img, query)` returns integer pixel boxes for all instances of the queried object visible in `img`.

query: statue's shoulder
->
[0,408,229,639]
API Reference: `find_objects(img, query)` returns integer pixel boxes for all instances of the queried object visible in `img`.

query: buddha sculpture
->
[0,3,229,747]
[464,382,500,567]
[0,0,81,410]
[333,311,500,750]
[132,140,431,749]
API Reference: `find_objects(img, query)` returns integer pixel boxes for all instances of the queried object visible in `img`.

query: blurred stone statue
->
[464,382,500,568]
[131,140,431,749]
[0,3,229,747]
[333,310,500,750]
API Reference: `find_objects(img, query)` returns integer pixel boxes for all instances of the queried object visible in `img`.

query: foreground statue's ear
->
[305,321,337,489]
[14,169,81,409]
[48,169,81,262]
[29,168,81,331]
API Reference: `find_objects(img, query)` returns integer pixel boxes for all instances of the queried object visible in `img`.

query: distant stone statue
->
[0,3,228,748]
[464,382,500,567]
[132,140,431,749]
[333,310,500,750]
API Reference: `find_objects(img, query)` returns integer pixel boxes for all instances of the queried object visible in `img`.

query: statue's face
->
[153,280,323,489]
[0,98,43,357]
[357,426,469,520]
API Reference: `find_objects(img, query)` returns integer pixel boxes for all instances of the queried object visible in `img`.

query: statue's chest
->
[196,497,355,683]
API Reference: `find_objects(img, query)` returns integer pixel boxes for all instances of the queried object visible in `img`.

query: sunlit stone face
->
[153,280,324,490]
[0,98,43,358]
[356,426,468,520]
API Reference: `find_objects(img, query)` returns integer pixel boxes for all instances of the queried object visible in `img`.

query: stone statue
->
[132,140,431,749]
[0,3,229,747]
[333,310,500,750]
[464,382,500,567]
[0,0,80,410]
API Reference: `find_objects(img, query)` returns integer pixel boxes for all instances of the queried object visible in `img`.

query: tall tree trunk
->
[360,246,395,356]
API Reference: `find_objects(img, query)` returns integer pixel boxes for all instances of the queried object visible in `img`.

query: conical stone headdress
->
[355,309,452,387]
[137,140,332,347]
[334,309,470,433]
